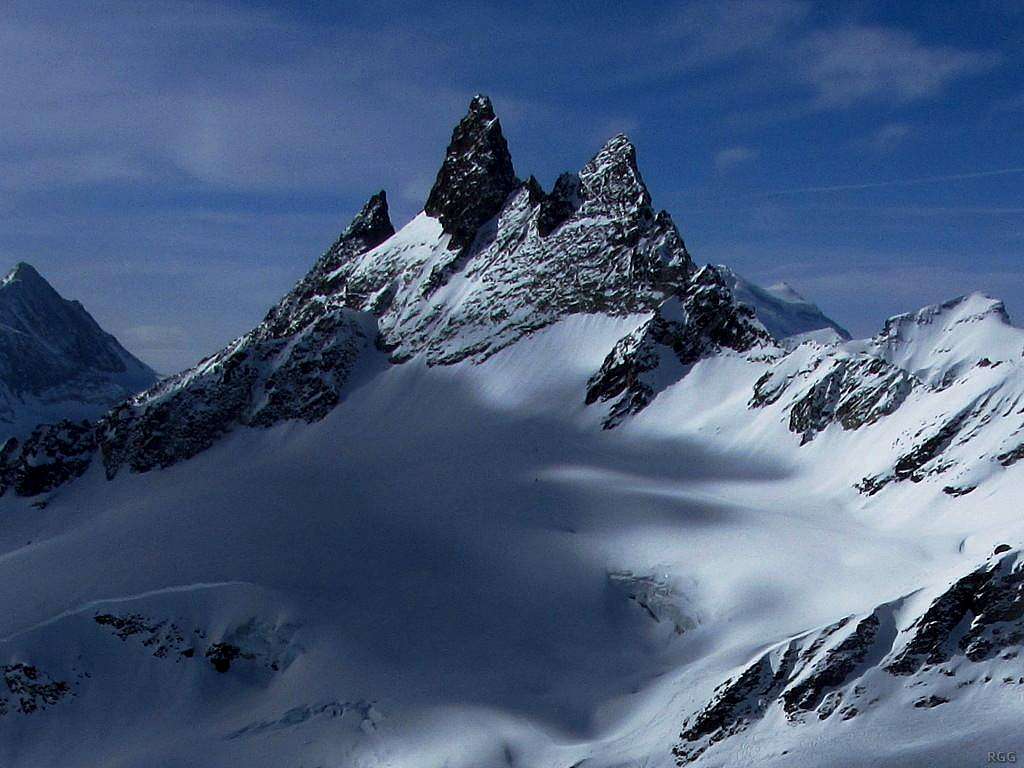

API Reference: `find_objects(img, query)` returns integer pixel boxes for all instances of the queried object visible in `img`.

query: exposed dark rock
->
[94,613,191,660]
[787,358,914,444]
[205,643,251,674]
[263,191,394,335]
[95,194,390,479]
[943,485,977,497]
[302,112,694,367]
[0,419,97,496]
[0,664,71,715]
[676,553,1024,763]
[888,552,1024,674]
[998,443,1024,468]
[859,407,975,495]
[536,172,580,237]
[751,353,915,445]
[424,95,520,252]
[781,614,880,719]
[913,695,949,708]
[673,646,799,765]
[588,266,771,428]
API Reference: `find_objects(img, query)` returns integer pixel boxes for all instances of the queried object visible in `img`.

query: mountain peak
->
[337,190,395,249]
[467,93,496,119]
[880,292,1013,340]
[715,266,851,341]
[2,261,53,293]
[0,262,156,435]
[424,94,520,251]
[578,133,651,213]
[864,291,1023,386]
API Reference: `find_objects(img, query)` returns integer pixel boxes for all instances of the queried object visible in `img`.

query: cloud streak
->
[761,167,1024,196]
[715,146,760,171]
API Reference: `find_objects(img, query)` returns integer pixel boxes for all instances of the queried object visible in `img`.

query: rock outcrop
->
[587,265,772,427]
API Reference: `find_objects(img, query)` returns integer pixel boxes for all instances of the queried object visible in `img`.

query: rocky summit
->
[424,94,520,252]
[2,96,1024,768]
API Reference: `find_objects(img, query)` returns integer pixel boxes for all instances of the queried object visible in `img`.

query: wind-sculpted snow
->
[743,294,1024,498]
[718,265,852,341]
[863,293,1023,388]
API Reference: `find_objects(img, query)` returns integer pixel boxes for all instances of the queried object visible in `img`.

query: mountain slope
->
[0,96,1022,768]
[0,263,156,440]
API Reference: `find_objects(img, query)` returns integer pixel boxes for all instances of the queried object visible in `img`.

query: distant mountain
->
[0,262,156,439]
[718,265,851,341]
[1,97,1022,768]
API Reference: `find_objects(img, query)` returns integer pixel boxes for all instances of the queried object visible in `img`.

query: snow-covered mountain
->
[1,96,1022,768]
[719,265,851,342]
[0,263,156,442]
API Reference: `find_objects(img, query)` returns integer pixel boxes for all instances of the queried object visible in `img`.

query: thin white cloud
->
[715,146,760,171]
[795,26,999,107]
[866,122,912,151]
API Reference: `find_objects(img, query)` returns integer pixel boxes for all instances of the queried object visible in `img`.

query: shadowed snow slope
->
[1,96,1023,768]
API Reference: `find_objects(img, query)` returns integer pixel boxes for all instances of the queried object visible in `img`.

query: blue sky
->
[1,0,1021,371]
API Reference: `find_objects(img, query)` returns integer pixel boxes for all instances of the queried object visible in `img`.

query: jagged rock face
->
[424,95,520,252]
[0,420,97,497]
[780,614,880,717]
[98,307,371,477]
[0,263,156,437]
[673,646,800,765]
[326,130,694,365]
[94,196,394,478]
[0,99,703,492]
[535,172,579,237]
[676,550,1024,765]
[751,352,916,444]
[674,609,887,764]
[888,553,1024,673]
[261,191,394,339]
[587,265,772,428]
